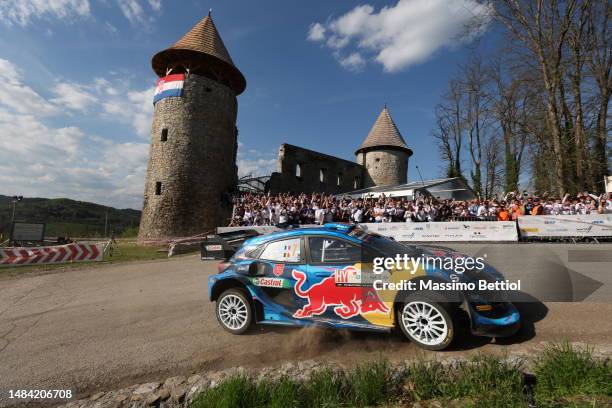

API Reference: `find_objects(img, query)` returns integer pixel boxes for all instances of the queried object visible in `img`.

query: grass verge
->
[534,342,612,407]
[190,343,611,408]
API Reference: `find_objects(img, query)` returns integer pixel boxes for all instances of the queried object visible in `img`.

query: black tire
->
[397,292,456,350]
[216,288,253,334]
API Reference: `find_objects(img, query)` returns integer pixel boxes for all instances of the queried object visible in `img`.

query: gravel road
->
[1,245,611,406]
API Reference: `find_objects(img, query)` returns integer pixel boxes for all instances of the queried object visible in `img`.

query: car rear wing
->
[200,229,260,261]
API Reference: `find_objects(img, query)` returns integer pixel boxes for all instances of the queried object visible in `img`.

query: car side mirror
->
[248,261,267,276]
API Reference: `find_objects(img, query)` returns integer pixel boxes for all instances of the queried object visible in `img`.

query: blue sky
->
[0,0,494,209]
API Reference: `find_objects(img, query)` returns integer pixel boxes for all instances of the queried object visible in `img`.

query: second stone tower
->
[355,106,413,188]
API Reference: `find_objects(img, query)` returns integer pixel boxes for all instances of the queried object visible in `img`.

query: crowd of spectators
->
[229,191,612,227]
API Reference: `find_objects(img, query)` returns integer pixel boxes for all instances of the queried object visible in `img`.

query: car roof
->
[243,224,361,246]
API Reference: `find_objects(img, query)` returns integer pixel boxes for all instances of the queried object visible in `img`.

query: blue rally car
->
[206,223,520,350]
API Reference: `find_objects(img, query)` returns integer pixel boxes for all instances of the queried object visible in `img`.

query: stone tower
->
[355,106,413,188]
[138,13,246,241]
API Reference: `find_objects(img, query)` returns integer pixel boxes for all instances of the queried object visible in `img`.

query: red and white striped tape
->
[0,243,104,267]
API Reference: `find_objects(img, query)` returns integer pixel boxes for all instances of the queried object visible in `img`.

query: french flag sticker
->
[153,74,185,104]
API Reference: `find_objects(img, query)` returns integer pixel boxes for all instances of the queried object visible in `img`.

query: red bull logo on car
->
[292,269,389,319]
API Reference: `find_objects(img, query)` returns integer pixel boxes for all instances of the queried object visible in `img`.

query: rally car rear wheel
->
[216,289,253,334]
[398,295,455,350]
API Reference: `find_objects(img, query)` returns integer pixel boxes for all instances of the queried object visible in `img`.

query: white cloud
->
[0,59,60,116]
[0,56,276,209]
[0,109,149,208]
[148,0,162,13]
[0,59,153,208]
[0,0,90,25]
[0,0,163,27]
[49,75,154,137]
[308,0,492,72]
[237,145,277,178]
[339,52,366,72]
[51,82,98,112]
[116,0,163,25]
[307,22,326,41]
[116,0,146,24]
[104,21,119,35]
[101,88,154,138]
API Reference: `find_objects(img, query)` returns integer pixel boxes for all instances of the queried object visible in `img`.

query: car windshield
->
[351,227,419,257]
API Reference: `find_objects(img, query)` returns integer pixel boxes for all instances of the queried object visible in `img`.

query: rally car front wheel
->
[398,294,455,350]
[216,288,253,334]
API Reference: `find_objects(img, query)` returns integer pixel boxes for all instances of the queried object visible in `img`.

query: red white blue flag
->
[153,74,185,104]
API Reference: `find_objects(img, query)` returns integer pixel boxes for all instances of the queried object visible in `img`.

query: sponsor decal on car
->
[273,264,284,276]
[250,277,291,288]
[334,265,362,287]
[291,269,389,319]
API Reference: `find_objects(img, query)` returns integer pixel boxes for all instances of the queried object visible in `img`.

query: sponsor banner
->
[360,222,518,242]
[517,214,612,237]
[153,73,185,104]
[0,243,104,267]
[217,225,319,234]
[219,223,518,242]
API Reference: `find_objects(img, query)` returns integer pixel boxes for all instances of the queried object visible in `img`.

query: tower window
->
[296,163,302,178]
[354,177,359,189]
[375,157,380,162]
[161,128,168,142]
[319,169,326,183]
[155,182,163,195]
[337,173,342,186]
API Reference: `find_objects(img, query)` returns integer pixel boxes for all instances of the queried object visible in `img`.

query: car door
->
[255,237,306,318]
[290,236,377,324]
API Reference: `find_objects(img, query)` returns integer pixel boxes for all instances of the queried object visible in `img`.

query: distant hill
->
[0,195,141,239]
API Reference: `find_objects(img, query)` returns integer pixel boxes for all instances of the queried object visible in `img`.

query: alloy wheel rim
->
[401,301,448,346]
[218,294,248,330]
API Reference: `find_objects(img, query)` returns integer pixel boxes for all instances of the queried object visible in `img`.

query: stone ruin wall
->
[268,144,364,195]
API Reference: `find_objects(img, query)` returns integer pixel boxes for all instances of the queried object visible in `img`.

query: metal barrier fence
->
[516,214,612,243]
[220,215,612,243]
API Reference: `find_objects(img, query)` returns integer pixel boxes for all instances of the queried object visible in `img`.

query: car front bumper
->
[469,302,521,338]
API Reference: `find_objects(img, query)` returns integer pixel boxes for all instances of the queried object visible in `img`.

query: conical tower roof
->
[355,106,412,155]
[152,13,246,94]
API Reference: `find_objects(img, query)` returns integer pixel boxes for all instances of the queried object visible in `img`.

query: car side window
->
[259,238,302,262]
[309,237,361,263]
